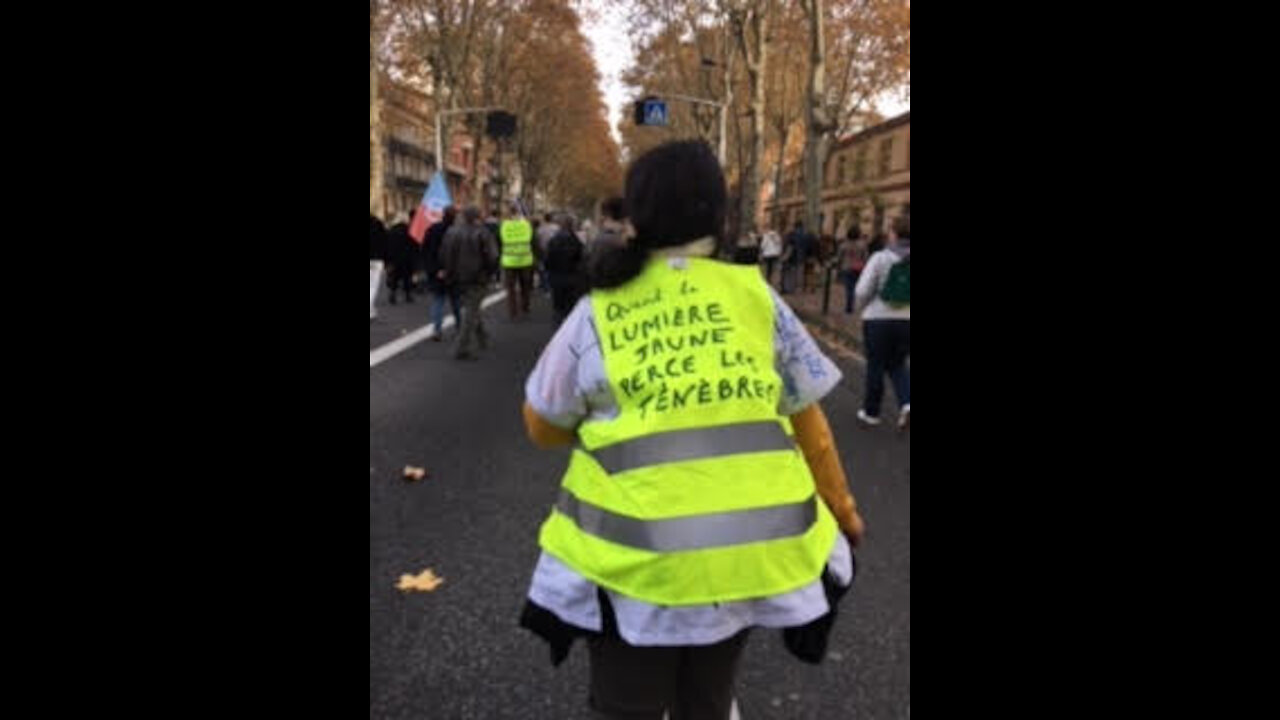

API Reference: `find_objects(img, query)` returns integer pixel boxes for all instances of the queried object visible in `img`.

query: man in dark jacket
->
[423,206,461,341]
[782,221,816,294]
[441,207,499,360]
[386,213,418,304]
[544,216,587,326]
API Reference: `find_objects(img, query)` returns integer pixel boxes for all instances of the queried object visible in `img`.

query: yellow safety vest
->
[500,219,534,269]
[538,256,838,606]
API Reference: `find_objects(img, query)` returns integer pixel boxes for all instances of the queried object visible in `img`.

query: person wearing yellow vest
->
[519,141,864,720]
[499,202,536,320]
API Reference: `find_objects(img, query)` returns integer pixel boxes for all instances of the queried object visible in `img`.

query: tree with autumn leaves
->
[373,0,622,216]
[614,0,908,239]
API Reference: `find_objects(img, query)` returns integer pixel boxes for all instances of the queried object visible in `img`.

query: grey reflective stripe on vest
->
[582,420,795,475]
[556,489,817,552]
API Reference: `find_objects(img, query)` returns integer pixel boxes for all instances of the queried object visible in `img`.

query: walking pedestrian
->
[782,221,815,294]
[423,205,461,342]
[500,202,535,319]
[733,230,761,265]
[760,226,782,285]
[868,232,886,256]
[387,212,418,305]
[836,225,868,315]
[590,197,628,249]
[486,212,503,287]
[854,215,910,431]
[536,212,561,295]
[441,207,499,361]
[520,140,864,720]
[544,216,587,327]
[370,214,388,320]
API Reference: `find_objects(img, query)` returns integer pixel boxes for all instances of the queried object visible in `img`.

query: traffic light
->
[486,111,517,138]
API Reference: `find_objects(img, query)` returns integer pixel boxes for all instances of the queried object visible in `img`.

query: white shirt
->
[855,246,911,321]
[760,231,783,258]
[524,251,852,647]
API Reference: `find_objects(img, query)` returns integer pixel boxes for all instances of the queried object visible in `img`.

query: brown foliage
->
[377,0,622,212]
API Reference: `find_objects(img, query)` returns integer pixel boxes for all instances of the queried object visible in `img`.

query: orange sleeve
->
[523,402,577,449]
[790,403,864,542]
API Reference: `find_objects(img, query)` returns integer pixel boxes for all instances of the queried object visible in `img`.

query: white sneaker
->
[897,404,910,432]
[857,409,881,427]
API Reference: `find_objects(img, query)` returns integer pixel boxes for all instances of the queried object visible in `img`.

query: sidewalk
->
[768,265,865,355]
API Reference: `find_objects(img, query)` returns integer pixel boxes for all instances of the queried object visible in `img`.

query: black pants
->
[762,256,778,285]
[387,265,414,303]
[840,270,861,313]
[504,267,533,318]
[862,319,911,417]
[586,631,748,720]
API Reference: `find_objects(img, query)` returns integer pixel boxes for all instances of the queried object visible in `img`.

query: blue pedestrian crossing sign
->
[634,97,669,127]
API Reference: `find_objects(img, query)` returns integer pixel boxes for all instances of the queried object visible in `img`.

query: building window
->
[854,147,868,182]
[879,138,894,178]
[836,155,846,187]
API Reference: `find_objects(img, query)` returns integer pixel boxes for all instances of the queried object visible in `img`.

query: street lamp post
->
[435,106,510,199]
[652,92,727,167]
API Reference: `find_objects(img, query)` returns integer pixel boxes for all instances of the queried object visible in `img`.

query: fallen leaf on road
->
[397,568,444,593]
[403,466,428,481]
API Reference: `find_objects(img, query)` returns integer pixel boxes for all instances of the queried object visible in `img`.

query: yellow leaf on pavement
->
[397,568,444,593]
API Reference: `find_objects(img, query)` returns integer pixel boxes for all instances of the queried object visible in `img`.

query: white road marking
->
[369,290,508,368]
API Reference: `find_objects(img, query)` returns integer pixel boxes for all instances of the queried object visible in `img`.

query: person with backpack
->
[854,215,910,431]
[836,225,868,314]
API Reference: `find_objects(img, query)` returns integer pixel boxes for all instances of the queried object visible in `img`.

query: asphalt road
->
[370,284,910,719]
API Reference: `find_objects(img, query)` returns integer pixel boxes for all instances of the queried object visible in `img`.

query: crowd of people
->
[370,198,634,357]
[371,141,908,719]
[373,198,909,432]
[737,214,911,432]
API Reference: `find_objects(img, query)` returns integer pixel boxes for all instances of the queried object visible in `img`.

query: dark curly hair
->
[589,140,725,289]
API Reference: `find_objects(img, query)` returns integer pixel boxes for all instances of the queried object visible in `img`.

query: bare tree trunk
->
[773,121,789,228]
[471,127,486,211]
[370,35,384,217]
[803,0,833,235]
[737,2,769,237]
[720,19,735,254]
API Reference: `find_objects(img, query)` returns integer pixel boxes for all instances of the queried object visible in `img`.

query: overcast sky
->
[582,10,909,146]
